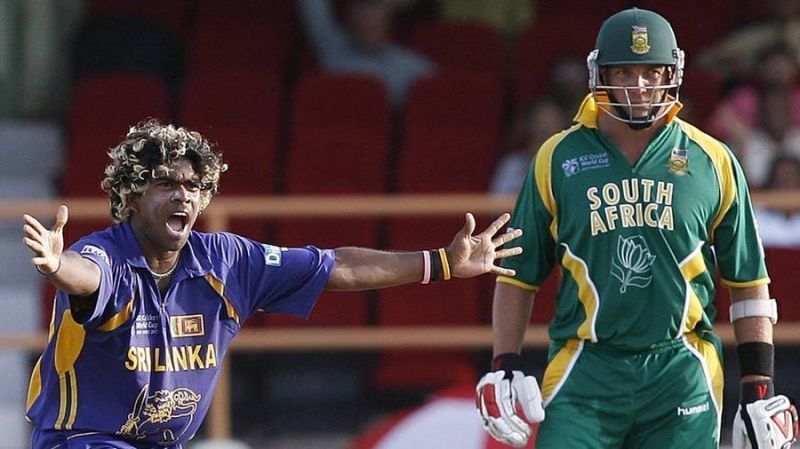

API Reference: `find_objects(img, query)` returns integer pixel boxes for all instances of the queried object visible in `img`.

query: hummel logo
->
[677,401,710,416]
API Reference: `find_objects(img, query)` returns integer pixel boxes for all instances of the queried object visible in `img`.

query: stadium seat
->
[633,0,735,56]
[514,16,597,107]
[533,0,626,23]
[63,73,171,196]
[406,21,507,80]
[396,70,503,193]
[285,73,391,194]
[195,0,296,25]
[188,18,292,78]
[179,70,283,130]
[256,73,392,328]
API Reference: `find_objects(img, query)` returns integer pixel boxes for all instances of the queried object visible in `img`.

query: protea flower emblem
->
[611,235,656,293]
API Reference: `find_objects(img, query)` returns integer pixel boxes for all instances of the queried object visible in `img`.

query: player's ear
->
[127,193,142,214]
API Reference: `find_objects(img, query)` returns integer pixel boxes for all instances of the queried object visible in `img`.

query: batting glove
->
[475,360,545,447]
[733,381,799,449]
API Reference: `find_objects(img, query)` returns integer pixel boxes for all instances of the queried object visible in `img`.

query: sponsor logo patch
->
[81,244,110,266]
[262,244,285,267]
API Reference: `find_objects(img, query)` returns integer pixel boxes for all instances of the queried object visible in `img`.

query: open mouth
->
[166,212,189,235]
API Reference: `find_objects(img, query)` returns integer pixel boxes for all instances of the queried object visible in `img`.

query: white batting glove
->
[733,395,799,449]
[475,370,545,447]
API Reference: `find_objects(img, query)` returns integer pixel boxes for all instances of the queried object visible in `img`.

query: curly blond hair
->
[101,119,228,223]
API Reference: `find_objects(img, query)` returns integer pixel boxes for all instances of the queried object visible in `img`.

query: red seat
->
[188,18,292,78]
[534,0,626,23]
[397,70,503,193]
[514,17,597,107]
[254,73,392,328]
[633,1,735,56]
[407,21,507,79]
[64,74,171,196]
[179,70,283,130]
[286,73,391,194]
[195,0,296,25]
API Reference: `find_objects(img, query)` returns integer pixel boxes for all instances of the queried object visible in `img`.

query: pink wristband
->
[421,250,431,284]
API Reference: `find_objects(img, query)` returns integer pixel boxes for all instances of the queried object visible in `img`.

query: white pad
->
[730,299,778,324]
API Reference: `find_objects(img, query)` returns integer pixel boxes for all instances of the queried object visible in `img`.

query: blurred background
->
[1,0,800,448]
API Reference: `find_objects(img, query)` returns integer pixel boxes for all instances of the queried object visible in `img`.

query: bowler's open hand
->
[447,212,522,279]
[23,205,68,275]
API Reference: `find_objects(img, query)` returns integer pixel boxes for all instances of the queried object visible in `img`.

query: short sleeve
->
[498,158,557,290]
[68,237,134,329]
[713,153,770,287]
[226,236,335,319]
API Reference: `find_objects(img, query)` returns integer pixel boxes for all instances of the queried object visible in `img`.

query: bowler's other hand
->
[23,205,68,275]
[447,212,522,279]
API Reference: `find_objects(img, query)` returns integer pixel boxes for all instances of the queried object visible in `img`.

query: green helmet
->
[587,8,685,129]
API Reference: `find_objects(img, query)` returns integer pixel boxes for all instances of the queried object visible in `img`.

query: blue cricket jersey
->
[26,222,335,448]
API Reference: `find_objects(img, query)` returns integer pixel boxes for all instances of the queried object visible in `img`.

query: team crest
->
[170,314,204,337]
[668,147,689,175]
[630,25,650,55]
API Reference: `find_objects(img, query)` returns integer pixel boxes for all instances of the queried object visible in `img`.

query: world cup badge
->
[630,25,650,55]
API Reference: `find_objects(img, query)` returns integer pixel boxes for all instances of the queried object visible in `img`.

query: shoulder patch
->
[80,244,110,266]
[261,244,285,267]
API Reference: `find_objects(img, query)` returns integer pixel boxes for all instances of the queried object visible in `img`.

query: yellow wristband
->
[438,248,451,281]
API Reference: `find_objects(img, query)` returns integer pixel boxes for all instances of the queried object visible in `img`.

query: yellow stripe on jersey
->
[496,276,540,291]
[28,300,59,416]
[560,244,599,342]
[534,124,581,241]
[204,275,240,326]
[720,277,771,288]
[678,242,708,336]
[675,119,736,243]
[98,299,134,332]
[685,333,724,425]
[541,339,583,405]
[66,368,78,429]
[54,310,85,430]
[26,357,42,413]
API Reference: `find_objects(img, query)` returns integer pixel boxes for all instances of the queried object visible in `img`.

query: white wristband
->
[729,298,778,324]
[421,250,431,284]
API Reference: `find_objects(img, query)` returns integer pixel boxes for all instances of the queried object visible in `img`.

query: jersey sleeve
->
[713,151,770,287]
[67,236,135,329]
[498,156,557,290]
[223,235,335,319]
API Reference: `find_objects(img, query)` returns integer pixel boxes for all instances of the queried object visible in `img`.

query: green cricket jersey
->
[498,95,770,351]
